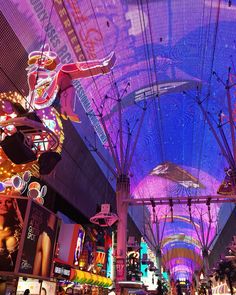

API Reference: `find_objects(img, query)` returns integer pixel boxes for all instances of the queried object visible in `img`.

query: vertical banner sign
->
[94,246,106,273]
[140,241,148,278]
[116,258,125,281]
[19,201,59,278]
[73,225,85,266]
[54,0,85,61]
[106,247,113,278]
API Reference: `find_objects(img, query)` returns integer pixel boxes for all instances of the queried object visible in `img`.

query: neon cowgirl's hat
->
[28,44,60,70]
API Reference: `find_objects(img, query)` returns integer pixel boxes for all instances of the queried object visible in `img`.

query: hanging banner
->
[116,258,125,281]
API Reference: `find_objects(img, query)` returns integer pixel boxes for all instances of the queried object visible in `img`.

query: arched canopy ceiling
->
[2,0,236,282]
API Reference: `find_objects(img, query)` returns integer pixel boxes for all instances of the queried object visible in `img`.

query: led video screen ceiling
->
[2,0,236,281]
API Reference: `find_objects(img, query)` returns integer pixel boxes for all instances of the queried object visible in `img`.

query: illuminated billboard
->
[16,277,41,295]
[57,223,85,266]
[73,225,85,266]
[18,200,59,278]
[0,196,28,273]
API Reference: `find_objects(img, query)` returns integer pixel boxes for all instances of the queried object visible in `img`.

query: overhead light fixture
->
[90,204,118,227]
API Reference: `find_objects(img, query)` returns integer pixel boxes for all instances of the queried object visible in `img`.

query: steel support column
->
[116,175,130,285]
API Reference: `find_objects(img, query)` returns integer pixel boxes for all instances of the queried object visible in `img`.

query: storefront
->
[140,241,159,291]
[116,281,146,295]
[54,221,114,295]
[52,262,112,295]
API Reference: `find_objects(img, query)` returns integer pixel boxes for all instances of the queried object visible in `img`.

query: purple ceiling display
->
[2,0,236,281]
[132,165,220,277]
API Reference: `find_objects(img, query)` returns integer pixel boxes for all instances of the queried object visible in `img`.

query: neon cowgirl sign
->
[26,44,116,122]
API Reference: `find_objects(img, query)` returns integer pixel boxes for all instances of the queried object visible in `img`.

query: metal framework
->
[124,195,236,206]
[85,81,147,287]
[192,68,236,194]
[0,116,59,153]
[85,64,236,291]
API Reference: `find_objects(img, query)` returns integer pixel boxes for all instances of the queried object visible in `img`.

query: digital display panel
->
[73,225,85,266]
[2,0,235,280]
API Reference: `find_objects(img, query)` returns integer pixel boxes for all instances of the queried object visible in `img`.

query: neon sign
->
[26,44,116,123]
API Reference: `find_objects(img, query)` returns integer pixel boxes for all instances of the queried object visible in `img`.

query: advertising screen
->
[19,200,59,278]
[57,223,85,265]
[16,277,41,295]
[73,225,85,266]
[57,222,75,263]
[0,196,28,273]
[41,280,56,295]
[140,241,148,278]
[106,247,113,278]
[53,263,71,279]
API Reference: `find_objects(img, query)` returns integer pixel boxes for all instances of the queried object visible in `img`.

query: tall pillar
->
[116,174,130,284]
[202,248,212,294]
[193,271,200,292]
[202,248,209,277]
[156,246,162,278]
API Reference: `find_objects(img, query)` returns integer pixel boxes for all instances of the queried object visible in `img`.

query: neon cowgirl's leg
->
[61,52,116,79]
[57,72,80,122]
[60,85,80,122]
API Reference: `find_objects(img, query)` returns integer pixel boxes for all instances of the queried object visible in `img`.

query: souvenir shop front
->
[54,223,114,295]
